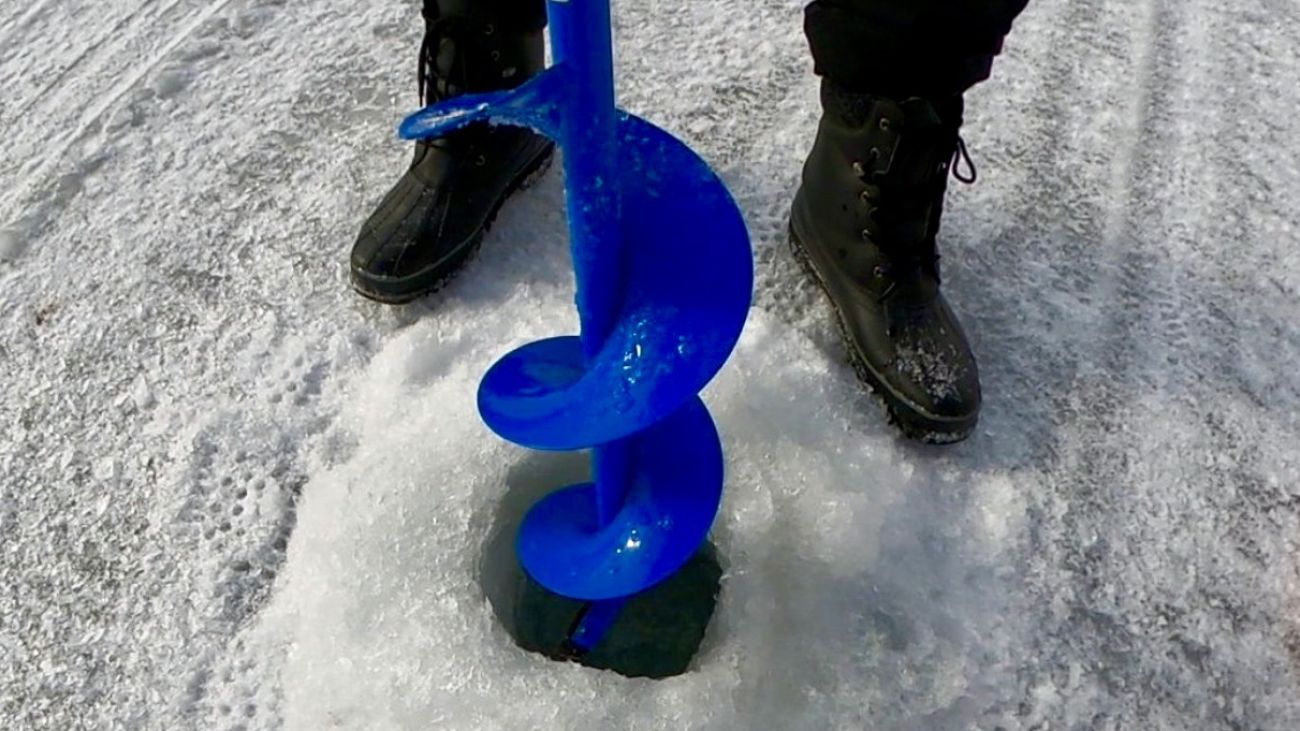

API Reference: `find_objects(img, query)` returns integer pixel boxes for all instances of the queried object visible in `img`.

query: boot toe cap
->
[845,297,982,439]
[352,172,445,273]
[886,337,981,421]
[349,172,475,303]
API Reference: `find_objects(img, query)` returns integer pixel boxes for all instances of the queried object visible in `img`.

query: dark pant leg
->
[805,0,1030,97]
[429,0,547,31]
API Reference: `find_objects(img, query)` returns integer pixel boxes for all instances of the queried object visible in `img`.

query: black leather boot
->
[350,2,554,303]
[790,79,981,443]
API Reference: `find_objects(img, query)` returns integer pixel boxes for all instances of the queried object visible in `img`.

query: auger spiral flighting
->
[399,0,752,665]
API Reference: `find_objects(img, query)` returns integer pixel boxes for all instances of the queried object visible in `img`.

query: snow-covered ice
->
[3,0,1300,729]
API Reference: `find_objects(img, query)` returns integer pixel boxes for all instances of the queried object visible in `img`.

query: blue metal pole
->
[547,0,630,530]
[547,0,624,359]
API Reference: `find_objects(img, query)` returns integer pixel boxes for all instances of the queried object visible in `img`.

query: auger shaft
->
[548,0,624,358]
[548,0,632,531]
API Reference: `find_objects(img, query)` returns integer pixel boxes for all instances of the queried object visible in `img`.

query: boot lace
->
[418,12,473,106]
[950,136,977,185]
[855,131,977,291]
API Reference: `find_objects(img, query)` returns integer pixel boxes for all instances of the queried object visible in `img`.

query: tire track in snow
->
[956,0,1138,460]
[1183,5,1300,715]
[69,0,232,149]
[1196,0,1300,410]
[1011,0,1300,726]
[9,0,57,34]
[0,1,148,190]
[14,0,176,119]
[1028,0,1174,689]
[951,0,1175,723]
[1,2,321,725]
[0,0,234,253]
[0,0,152,122]
[0,0,59,54]
[1092,0,1171,380]
[968,0,1168,424]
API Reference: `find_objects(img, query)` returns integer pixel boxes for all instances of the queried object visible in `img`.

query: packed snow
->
[3,0,1300,729]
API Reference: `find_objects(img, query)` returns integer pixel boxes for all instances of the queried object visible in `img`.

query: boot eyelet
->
[873,265,887,278]
[867,147,880,163]
[859,189,872,204]
[490,50,501,61]
[879,117,892,132]
[860,229,872,241]
[483,23,495,35]
[851,161,865,177]
[474,154,487,166]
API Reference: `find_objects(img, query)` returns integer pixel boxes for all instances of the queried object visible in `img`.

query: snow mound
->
[241,285,1029,729]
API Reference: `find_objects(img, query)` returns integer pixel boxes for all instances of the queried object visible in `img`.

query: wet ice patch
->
[152,67,192,99]
[0,226,25,261]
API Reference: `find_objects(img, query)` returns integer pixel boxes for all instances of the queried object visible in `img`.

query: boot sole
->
[350,144,556,305]
[787,224,976,444]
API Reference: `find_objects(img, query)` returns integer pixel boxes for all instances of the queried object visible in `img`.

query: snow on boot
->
[789,79,981,443]
[350,3,554,304]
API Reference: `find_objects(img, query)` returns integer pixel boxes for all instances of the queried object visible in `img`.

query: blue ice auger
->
[400,0,752,652]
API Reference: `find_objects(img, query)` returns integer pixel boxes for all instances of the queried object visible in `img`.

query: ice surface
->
[3,0,1300,729]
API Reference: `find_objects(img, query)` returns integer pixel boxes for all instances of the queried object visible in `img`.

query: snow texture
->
[3,0,1300,729]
